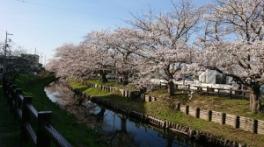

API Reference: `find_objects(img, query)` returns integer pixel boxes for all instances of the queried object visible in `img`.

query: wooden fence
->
[2,79,72,147]
[158,83,251,98]
[174,102,264,135]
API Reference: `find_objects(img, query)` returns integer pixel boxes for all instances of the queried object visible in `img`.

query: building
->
[0,54,42,77]
[199,69,234,85]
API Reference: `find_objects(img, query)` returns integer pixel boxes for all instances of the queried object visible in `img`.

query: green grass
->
[68,80,88,91]
[69,81,264,147]
[148,88,264,121]
[188,94,264,120]
[68,80,113,96]
[84,88,110,97]
[84,79,136,90]
[88,79,121,87]
[0,85,20,147]
[15,74,106,147]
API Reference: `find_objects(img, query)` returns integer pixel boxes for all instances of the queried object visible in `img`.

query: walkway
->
[0,85,20,147]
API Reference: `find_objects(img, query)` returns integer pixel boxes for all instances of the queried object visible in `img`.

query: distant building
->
[199,69,233,84]
[0,54,42,77]
[20,54,40,65]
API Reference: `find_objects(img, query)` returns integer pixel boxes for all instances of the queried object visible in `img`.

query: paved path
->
[0,86,20,147]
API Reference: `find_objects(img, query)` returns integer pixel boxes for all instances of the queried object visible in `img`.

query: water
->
[44,82,208,147]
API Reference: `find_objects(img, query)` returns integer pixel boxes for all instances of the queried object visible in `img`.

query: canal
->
[44,81,210,147]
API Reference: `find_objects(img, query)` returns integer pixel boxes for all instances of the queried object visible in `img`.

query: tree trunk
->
[100,71,108,83]
[122,73,129,85]
[168,80,175,96]
[249,85,261,113]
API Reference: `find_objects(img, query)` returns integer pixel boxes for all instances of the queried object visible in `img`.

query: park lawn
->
[71,79,137,90]
[84,88,110,97]
[87,79,119,87]
[188,94,264,120]
[69,81,264,147]
[68,80,88,91]
[15,74,107,147]
[148,88,264,121]
[69,79,121,89]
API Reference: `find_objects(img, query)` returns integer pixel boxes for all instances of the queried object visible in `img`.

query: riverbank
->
[15,74,107,147]
[46,81,210,147]
[69,80,264,147]
[148,89,264,121]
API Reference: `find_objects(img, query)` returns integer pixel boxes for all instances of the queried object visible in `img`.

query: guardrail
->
[2,79,72,147]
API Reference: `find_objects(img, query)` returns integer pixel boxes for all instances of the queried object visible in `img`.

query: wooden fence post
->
[196,108,200,118]
[37,111,52,147]
[14,88,22,109]
[222,113,226,125]
[176,103,181,111]
[185,105,189,115]
[21,96,32,144]
[9,84,17,111]
[208,110,212,121]
[229,88,232,97]
[253,120,258,134]
[235,116,240,128]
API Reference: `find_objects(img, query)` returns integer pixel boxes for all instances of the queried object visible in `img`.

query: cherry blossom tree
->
[45,58,59,74]
[48,31,115,83]
[82,31,115,83]
[49,43,93,80]
[203,41,264,113]
[201,0,264,113]
[106,28,144,85]
[131,0,203,96]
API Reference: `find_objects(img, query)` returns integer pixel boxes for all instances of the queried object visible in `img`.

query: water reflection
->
[45,81,207,147]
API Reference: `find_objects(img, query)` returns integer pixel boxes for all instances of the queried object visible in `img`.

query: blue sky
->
[0,0,214,64]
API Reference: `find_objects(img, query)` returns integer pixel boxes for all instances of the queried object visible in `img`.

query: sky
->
[0,0,214,64]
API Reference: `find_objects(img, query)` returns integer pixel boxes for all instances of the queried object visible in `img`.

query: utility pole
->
[44,55,46,66]
[2,31,13,76]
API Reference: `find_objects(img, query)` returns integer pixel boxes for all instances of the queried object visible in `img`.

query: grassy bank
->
[69,80,264,147]
[15,74,106,147]
[69,79,136,91]
[148,89,264,121]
